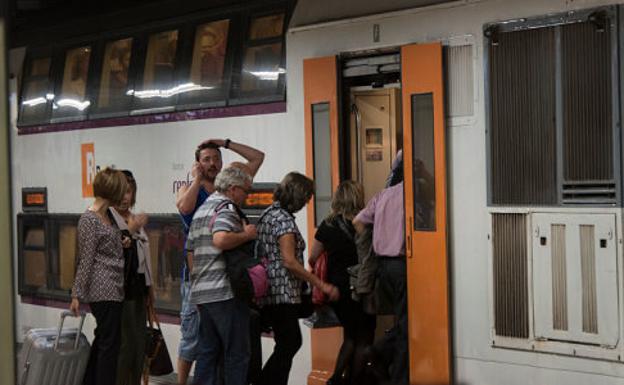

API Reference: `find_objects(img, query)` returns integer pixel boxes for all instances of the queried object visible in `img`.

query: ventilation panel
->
[580,225,598,334]
[444,44,473,118]
[492,213,529,338]
[551,224,568,331]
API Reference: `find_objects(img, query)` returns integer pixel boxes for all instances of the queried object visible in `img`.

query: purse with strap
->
[143,303,173,385]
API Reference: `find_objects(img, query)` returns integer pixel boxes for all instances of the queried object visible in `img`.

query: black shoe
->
[362,346,390,382]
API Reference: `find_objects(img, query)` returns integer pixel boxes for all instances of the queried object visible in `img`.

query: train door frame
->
[303,42,452,385]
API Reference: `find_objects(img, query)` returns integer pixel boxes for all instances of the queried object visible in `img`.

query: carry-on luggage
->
[18,310,90,385]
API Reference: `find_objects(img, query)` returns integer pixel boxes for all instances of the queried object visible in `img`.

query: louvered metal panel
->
[561,22,612,184]
[580,225,598,334]
[492,213,529,338]
[444,44,473,117]
[489,28,557,205]
[551,224,568,331]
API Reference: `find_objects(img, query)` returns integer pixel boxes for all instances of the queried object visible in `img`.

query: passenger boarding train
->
[6,0,624,383]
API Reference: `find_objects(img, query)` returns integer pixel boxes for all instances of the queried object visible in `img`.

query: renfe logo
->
[81,143,96,197]
[172,172,193,194]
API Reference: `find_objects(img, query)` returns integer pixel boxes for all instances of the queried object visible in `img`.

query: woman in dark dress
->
[309,180,376,385]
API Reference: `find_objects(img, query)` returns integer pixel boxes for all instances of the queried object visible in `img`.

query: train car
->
[7,0,624,384]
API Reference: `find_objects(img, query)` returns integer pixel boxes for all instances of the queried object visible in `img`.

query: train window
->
[131,29,180,111]
[95,38,134,112]
[411,93,436,231]
[177,19,231,108]
[232,12,286,103]
[18,214,50,295]
[145,220,185,314]
[17,213,186,315]
[23,227,47,287]
[51,46,93,122]
[248,13,284,40]
[18,6,291,129]
[487,10,617,206]
[56,223,78,291]
[240,43,283,93]
[18,56,53,126]
[312,102,332,227]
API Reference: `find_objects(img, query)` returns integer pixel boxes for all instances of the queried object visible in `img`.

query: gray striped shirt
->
[186,192,242,305]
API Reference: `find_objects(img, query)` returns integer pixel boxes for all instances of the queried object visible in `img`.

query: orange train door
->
[303,55,342,385]
[401,42,451,384]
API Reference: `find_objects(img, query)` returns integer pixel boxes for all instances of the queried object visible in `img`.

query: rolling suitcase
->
[18,310,90,385]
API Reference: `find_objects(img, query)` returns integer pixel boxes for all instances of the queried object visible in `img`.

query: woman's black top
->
[314,215,358,295]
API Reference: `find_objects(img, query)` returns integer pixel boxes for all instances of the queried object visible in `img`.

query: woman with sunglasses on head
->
[109,170,153,385]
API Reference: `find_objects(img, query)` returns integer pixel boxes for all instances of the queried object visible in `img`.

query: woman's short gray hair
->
[214,166,252,193]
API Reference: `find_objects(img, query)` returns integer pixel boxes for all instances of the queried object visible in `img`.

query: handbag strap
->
[146,300,161,330]
[207,199,249,232]
[335,215,354,242]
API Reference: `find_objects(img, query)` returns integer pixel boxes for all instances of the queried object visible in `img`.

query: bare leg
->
[177,358,193,385]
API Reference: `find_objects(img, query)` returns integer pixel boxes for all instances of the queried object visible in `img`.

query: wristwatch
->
[224,139,231,149]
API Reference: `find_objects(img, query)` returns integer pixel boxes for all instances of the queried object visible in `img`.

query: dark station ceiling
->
[8,0,457,47]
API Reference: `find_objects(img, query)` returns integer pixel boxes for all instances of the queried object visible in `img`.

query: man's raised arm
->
[203,139,265,177]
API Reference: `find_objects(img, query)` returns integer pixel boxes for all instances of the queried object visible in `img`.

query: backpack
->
[209,200,269,304]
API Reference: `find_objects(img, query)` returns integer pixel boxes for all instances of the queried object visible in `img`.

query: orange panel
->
[303,56,340,242]
[307,327,344,385]
[303,56,342,385]
[401,43,451,384]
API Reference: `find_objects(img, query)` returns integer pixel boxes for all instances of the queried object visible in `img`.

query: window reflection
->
[147,224,185,311]
[139,30,179,99]
[20,57,52,124]
[58,224,77,290]
[30,58,51,77]
[57,46,92,112]
[241,42,283,93]
[23,226,46,287]
[98,38,133,109]
[190,20,229,89]
[249,14,284,40]
[411,93,436,231]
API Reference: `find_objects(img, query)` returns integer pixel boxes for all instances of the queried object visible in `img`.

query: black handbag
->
[143,304,173,384]
[297,282,314,319]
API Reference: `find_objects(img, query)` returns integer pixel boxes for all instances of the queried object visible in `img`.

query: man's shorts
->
[178,280,199,362]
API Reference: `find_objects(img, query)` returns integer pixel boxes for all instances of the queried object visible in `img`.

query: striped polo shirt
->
[185,192,243,305]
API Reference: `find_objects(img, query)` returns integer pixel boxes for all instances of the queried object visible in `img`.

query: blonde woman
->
[111,170,152,385]
[309,181,376,385]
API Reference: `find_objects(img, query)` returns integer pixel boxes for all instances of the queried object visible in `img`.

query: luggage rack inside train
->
[17,182,277,315]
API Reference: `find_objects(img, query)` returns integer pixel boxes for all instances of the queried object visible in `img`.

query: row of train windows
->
[19,214,185,314]
[19,10,287,127]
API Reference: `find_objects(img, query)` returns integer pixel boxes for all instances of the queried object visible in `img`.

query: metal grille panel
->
[444,45,473,117]
[551,224,568,331]
[561,22,613,182]
[493,213,529,338]
[580,225,598,334]
[490,28,557,205]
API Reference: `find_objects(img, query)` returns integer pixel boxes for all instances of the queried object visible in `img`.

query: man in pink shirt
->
[353,154,408,385]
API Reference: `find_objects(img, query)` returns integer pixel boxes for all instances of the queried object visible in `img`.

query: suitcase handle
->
[54,310,87,351]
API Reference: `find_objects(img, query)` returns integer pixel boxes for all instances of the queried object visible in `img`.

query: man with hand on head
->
[175,139,264,385]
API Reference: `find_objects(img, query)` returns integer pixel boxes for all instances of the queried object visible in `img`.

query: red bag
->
[312,250,328,305]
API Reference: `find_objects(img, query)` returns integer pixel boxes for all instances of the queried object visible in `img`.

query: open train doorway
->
[340,50,403,202]
[303,42,450,385]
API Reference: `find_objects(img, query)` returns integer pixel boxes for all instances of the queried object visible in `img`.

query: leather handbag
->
[143,304,173,384]
[311,250,328,305]
[297,282,314,319]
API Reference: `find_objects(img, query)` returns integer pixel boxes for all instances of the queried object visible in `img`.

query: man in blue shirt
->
[175,138,264,385]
